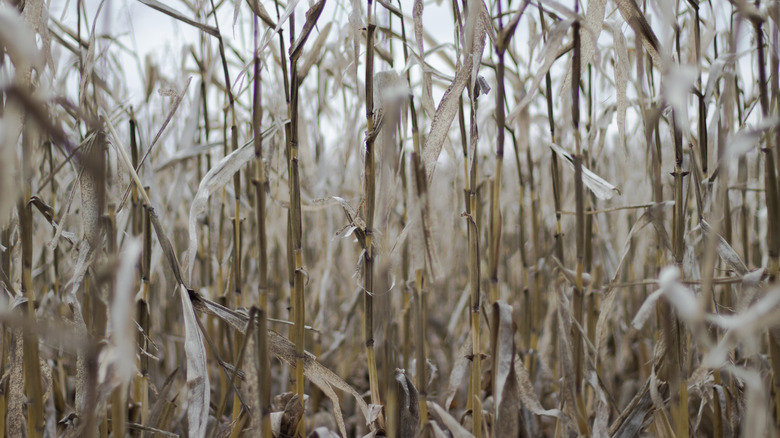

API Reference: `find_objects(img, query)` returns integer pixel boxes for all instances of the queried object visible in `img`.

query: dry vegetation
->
[1,0,780,436]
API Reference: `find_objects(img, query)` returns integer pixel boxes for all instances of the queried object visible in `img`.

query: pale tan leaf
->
[78,0,106,118]
[700,220,748,276]
[491,301,528,437]
[549,143,620,199]
[427,401,472,438]
[179,284,210,438]
[560,0,607,94]
[514,356,576,429]
[191,295,368,437]
[420,59,472,180]
[506,19,573,121]
[186,125,279,283]
[289,0,327,63]
[445,335,471,409]
[631,288,663,329]
[245,0,277,28]
[607,21,629,144]
[298,21,333,80]
[613,0,663,68]
[102,239,142,387]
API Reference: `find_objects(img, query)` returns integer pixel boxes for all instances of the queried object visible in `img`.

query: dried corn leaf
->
[289,0,326,63]
[445,336,472,409]
[549,143,620,199]
[413,0,435,117]
[703,287,780,367]
[610,201,673,284]
[186,125,278,283]
[560,0,606,94]
[613,0,663,67]
[298,21,332,80]
[420,55,473,180]
[148,368,179,429]
[246,0,277,28]
[631,288,663,329]
[506,19,573,121]
[420,0,488,181]
[609,379,654,437]
[191,294,367,437]
[657,266,700,323]
[179,284,210,438]
[699,220,748,276]
[78,0,106,110]
[100,239,142,388]
[607,21,629,144]
[514,356,576,430]
[394,370,420,438]
[427,401,472,438]
[491,301,529,437]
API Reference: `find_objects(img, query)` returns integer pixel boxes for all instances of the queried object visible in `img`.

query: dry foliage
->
[1,0,780,436]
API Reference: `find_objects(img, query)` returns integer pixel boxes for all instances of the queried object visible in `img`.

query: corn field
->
[0,0,779,436]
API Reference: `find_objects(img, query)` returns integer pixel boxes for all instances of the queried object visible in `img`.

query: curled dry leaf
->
[491,301,529,438]
[191,294,369,437]
[445,336,472,409]
[393,370,420,437]
[179,284,210,438]
[427,401,472,438]
[514,356,576,430]
[613,0,663,68]
[548,143,620,200]
[186,125,279,283]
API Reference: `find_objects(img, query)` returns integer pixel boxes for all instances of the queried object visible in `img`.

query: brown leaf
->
[613,0,663,68]
[289,0,327,63]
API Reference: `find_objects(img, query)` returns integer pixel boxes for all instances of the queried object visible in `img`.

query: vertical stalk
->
[688,0,707,176]
[538,4,564,264]
[413,269,428,428]
[230,127,243,438]
[363,1,381,407]
[288,15,307,434]
[48,141,60,296]
[667,29,688,438]
[465,133,481,438]
[136,185,152,431]
[489,0,505,305]
[252,11,269,312]
[255,308,272,437]
[396,0,417,373]
[570,16,589,436]
[232,124,242,305]
[20,129,44,438]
